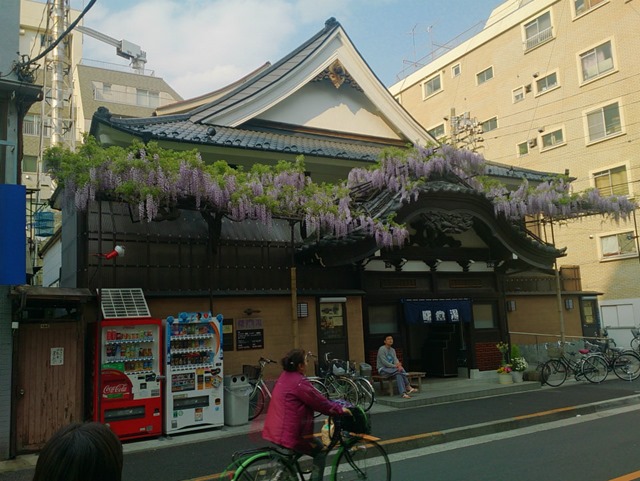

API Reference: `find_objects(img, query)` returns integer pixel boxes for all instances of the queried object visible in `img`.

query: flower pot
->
[511,371,524,383]
[498,373,513,384]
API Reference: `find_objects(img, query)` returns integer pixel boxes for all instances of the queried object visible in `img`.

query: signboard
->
[236,318,264,350]
[402,298,472,324]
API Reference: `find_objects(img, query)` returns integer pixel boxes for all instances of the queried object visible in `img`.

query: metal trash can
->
[359,362,372,381]
[224,374,251,426]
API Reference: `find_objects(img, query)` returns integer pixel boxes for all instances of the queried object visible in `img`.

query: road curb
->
[378,394,640,455]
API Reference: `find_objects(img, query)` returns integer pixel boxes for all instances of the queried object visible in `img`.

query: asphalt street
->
[2,379,640,481]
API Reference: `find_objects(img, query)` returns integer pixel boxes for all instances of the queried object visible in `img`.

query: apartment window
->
[541,128,564,149]
[513,86,525,103]
[593,165,628,196]
[480,117,497,133]
[575,0,606,16]
[22,155,38,173]
[476,67,493,85]
[586,102,621,142]
[517,141,529,157]
[423,74,442,98]
[535,72,558,94]
[451,64,461,78]
[22,114,51,137]
[580,40,614,82]
[427,123,445,139]
[524,11,553,50]
[600,231,637,259]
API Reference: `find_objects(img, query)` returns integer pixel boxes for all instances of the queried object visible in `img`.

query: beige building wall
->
[391,0,640,329]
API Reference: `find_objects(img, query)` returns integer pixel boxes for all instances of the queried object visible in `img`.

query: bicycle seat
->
[578,349,590,355]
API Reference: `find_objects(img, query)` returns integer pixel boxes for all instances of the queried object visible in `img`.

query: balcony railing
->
[524,27,553,51]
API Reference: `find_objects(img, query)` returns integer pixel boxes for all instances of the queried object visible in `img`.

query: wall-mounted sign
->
[236,318,264,350]
[50,347,64,366]
[223,318,234,351]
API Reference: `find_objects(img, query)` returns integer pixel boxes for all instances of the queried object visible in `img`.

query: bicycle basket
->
[340,406,371,435]
[547,346,563,359]
[242,365,260,380]
[332,360,348,376]
[633,328,640,338]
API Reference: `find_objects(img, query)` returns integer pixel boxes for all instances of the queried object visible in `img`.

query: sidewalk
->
[2,376,639,477]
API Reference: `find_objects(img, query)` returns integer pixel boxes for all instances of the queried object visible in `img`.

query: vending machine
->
[95,317,164,440]
[165,311,224,434]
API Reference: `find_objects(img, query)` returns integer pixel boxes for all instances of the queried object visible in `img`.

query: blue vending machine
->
[164,312,224,434]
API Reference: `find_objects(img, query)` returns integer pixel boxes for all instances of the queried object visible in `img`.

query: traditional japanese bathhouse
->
[60,18,572,379]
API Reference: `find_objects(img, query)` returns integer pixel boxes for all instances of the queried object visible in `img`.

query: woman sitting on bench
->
[377,334,416,399]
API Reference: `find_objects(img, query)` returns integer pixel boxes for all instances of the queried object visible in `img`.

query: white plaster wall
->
[256,82,401,140]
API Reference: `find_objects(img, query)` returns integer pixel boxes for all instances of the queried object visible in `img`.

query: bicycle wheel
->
[309,378,330,418]
[333,438,391,481]
[353,377,375,412]
[541,359,567,387]
[582,355,608,383]
[330,377,360,406]
[613,351,640,381]
[248,384,266,421]
[233,452,297,481]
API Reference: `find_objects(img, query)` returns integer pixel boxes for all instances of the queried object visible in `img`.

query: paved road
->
[2,379,640,481]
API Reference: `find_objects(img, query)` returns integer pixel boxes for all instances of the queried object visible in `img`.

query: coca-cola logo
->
[103,383,129,395]
[101,369,133,399]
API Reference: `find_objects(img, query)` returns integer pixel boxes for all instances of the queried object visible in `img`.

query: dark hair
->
[282,348,306,372]
[32,422,123,481]
[383,334,393,342]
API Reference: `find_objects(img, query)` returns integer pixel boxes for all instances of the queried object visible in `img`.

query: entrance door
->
[14,321,83,452]
[317,299,349,371]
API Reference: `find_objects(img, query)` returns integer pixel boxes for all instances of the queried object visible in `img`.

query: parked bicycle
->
[221,408,390,481]
[631,328,640,353]
[309,354,360,409]
[318,353,375,412]
[585,338,640,381]
[540,341,608,387]
[244,357,277,421]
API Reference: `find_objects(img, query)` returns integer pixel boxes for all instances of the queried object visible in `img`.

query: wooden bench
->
[371,371,426,396]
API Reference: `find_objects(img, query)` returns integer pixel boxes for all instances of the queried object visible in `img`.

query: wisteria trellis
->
[45,136,636,249]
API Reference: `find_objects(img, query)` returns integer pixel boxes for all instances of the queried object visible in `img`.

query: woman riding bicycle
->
[262,348,351,481]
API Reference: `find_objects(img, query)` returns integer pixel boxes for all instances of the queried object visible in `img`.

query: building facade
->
[390,0,640,342]
[19,0,182,286]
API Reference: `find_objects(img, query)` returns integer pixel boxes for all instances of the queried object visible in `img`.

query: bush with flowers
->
[496,364,512,374]
[511,357,528,372]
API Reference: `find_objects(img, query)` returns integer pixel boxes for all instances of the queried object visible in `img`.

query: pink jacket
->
[262,371,344,454]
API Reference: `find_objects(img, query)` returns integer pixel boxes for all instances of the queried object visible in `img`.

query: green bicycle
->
[221,410,390,481]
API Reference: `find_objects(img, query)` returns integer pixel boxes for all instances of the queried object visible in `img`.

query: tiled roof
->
[95,108,385,162]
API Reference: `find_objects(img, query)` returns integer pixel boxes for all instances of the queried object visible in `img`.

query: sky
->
[63,0,505,100]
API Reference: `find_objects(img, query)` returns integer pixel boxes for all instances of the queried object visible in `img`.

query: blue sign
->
[0,184,26,285]
[402,298,472,324]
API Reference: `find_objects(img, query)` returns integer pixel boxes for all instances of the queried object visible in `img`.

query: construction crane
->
[75,25,147,73]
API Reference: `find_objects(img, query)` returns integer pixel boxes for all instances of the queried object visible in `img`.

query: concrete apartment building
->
[390,0,640,340]
[18,0,182,286]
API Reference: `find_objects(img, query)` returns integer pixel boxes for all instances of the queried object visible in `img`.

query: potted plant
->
[497,364,513,384]
[511,357,528,383]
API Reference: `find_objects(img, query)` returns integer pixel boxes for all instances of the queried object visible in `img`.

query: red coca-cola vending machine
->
[94,289,163,441]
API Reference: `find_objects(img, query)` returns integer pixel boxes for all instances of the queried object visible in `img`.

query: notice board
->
[236,318,264,350]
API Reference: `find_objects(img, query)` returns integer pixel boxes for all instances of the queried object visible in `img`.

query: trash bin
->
[359,362,372,381]
[224,374,251,426]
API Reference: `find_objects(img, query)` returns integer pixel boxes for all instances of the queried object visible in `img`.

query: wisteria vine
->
[44,136,636,249]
